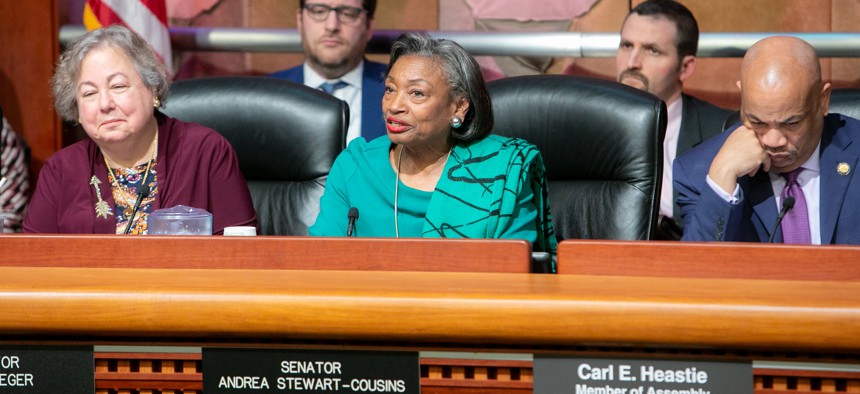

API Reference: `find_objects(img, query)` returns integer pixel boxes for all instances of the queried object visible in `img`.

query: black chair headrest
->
[162,76,348,181]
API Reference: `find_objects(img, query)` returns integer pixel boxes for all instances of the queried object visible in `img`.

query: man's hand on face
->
[708,125,770,194]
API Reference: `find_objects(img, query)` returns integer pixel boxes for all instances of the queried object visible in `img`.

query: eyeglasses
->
[303,3,367,24]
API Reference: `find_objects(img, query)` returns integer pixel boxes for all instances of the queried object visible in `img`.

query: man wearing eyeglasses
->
[271,0,386,144]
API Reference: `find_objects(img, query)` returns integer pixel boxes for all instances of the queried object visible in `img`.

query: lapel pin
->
[837,162,850,176]
[90,176,113,219]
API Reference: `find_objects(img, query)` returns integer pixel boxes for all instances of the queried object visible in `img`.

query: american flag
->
[83,0,172,66]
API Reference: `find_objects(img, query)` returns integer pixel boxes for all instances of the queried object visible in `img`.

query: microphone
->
[768,196,795,243]
[124,184,151,235]
[346,207,359,237]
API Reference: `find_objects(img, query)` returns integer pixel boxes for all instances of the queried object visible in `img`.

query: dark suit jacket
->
[673,94,732,221]
[269,59,387,141]
[674,113,860,244]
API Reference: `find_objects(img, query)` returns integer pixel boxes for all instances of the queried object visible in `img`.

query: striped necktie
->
[319,80,348,95]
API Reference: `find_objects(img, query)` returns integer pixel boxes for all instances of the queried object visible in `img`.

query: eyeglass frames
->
[303,3,367,24]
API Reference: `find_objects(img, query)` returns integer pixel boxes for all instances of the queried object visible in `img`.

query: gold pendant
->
[90,176,114,219]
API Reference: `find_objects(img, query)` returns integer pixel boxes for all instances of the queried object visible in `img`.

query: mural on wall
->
[163,0,254,79]
[158,0,609,80]
[167,0,220,19]
[67,0,858,110]
[439,0,600,80]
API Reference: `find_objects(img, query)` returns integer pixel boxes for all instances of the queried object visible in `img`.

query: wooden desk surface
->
[0,234,532,273]
[0,267,857,355]
[558,240,860,281]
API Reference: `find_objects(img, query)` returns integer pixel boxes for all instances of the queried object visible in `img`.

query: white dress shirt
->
[303,62,365,144]
[767,144,821,244]
[660,96,683,219]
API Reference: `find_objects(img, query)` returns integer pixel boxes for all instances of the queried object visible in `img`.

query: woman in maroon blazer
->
[24,25,256,235]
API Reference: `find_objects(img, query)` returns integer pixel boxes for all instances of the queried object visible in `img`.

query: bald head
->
[736,36,831,174]
[741,36,821,94]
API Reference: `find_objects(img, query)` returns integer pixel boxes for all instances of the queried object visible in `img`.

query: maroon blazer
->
[24,114,257,235]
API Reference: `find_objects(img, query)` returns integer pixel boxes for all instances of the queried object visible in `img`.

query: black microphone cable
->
[768,196,796,243]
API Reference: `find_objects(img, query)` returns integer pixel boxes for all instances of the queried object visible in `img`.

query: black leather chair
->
[161,76,348,235]
[488,75,666,240]
[723,88,860,130]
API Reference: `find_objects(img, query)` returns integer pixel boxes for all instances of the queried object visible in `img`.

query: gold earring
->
[153,97,160,107]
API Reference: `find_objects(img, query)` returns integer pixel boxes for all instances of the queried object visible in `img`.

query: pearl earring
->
[153,97,160,107]
[450,117,463,129]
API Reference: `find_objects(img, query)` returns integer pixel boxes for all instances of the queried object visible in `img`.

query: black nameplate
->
[203,348,420,393]
[0,345,93,393]
[534,356,752,394]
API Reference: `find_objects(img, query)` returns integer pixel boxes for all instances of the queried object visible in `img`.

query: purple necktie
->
[780,167,811,244]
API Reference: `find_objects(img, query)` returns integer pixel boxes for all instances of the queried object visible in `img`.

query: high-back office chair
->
[722,88,860,129]
[488,75,666,240]
[161,76,348,235]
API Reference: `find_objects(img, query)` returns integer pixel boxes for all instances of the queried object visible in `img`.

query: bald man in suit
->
[674,36,860,244]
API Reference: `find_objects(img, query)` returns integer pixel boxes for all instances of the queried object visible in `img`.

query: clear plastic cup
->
[147,205,212,235]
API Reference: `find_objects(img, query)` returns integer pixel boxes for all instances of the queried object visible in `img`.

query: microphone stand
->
[347,207,359,237]
[124,185,151,235]
[768,196,796,243]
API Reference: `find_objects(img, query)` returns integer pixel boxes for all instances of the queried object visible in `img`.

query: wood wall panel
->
[171,0,439,78]
[5,0,860,184]
[563,0,860,110]
[830,0,860,88]
[0,1,61,178]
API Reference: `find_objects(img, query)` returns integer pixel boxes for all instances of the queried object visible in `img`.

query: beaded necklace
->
[103,133,157,224]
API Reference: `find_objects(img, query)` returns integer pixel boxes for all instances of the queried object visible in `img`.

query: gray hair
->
[52,24,171,121]
[388,32,493,142]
